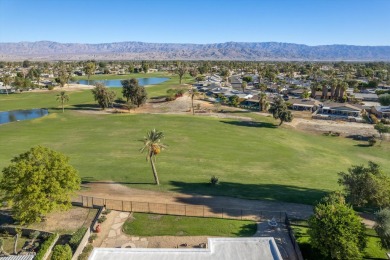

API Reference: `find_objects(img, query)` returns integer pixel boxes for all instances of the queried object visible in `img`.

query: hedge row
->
[69,227,88,251]
[52,244,72,260]
[35,233,57,260]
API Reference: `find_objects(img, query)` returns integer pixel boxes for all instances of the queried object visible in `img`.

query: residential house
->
[313,103,365,122]
[353,93,379,102]
[288,98,321,112]
[0,85,15,94]
[89,237,283,260]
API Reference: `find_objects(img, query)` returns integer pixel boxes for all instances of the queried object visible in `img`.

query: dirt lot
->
[29,206,98,234]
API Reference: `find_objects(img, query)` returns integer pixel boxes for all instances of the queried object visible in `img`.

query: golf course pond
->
[0,109,48,125]
[77,77,169,87]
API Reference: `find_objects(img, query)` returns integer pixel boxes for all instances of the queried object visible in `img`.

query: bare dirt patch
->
[29,206,97,233]
[286,117,376,137]
[80,182,313,220]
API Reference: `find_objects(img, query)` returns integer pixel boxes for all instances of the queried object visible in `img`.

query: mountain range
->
[0,41,389,61]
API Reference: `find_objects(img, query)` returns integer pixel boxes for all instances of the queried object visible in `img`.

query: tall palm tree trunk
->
[192,96,195,115]
[62,101,65,113]
[150,154,160,185]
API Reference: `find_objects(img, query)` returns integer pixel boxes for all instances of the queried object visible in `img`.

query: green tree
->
[379,94,390,106]
[338,161,390,207]
[308,193,367,260]
[22,60,31,68]
[301,89,310,99]
[0,146,80,224]
[220,69,230,86]
[268,96,293,126]
[228,95,240,107]
[140,129,167,185]
[91,83,116,110]
[52,244,72,260]
[142,62,149,73]
[242,76,252,83]
[56,66,69,88]
[177,66,187,84]
[375,208,390,249]
[1,74,12,95]
[56,91,69,113]
[188,68,198,78]
[374,123,390,145]
[84,62,96,85]
[195,75,205,82]
[121,78,147,107]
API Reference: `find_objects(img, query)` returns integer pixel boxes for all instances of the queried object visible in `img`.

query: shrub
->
[381,118,390,125]
[370,114,379,124]
[78,244,94,260]
[210,176,219,186]
[35,233,57,260]
[97,216,107,223]
[368,137,377,146]
[69,227,87,251]
[47,85,54,90]
[88,233,97,243]
[102,209,111,215]
[52,244,72,260]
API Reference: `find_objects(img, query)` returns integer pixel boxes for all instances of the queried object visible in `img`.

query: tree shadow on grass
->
[50,104,101,112]
[220,120,277,128]
[81,177,152,186]
[232,223,258,237]
[168,181,322,220]
[355,144,371,147]
[219,110,251,114]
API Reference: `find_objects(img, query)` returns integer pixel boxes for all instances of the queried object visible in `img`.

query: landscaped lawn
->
[291,222,387,259]
[122,213,257,237]
[0,235,31,254]
[0,77,389,205]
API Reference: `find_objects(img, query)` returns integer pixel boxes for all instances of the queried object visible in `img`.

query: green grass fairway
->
[0,109,388,205]
[1,80,389,205]
[122,213,257,237]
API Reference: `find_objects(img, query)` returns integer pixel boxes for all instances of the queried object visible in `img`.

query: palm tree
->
[339,81,349,102]
[190,89,201,115]
[258,92,268,112]
[56,91,69,113]
[84,62,96,86]
[321,81,328,100]
[140,129,167,185]
[330,78,338,100]
[310,82,320,99]
[241,81,247,93]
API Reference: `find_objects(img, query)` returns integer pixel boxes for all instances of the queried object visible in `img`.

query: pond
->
[0,109,48,125]
[77,77,169,87]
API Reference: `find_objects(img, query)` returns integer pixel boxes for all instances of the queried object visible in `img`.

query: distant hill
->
[0,41,389,61]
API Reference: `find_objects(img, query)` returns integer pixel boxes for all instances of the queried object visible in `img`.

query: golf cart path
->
[79,181,375,227]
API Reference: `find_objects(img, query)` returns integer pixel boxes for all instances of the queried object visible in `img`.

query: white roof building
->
[89,237,282,260]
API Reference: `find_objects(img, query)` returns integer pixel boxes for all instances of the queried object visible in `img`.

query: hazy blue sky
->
[0,0,389,46]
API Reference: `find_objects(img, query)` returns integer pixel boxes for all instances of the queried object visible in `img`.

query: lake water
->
[77,77,169,87]
[0,109,48,125]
